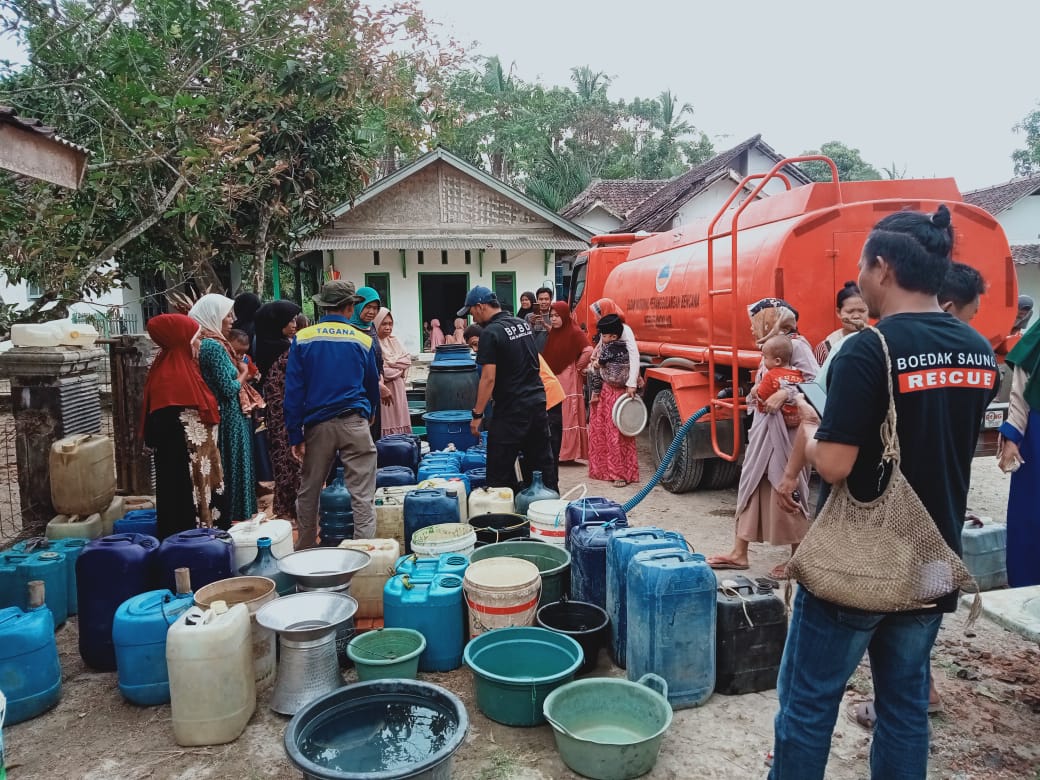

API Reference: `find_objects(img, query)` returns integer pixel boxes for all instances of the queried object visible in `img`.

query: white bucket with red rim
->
[463,558,541,637]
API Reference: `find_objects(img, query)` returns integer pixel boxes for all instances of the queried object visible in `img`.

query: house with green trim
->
[297,148,593,354]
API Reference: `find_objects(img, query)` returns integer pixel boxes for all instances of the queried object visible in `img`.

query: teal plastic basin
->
[463,626,582,726]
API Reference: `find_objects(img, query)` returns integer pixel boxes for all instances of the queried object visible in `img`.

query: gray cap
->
[312,280,364,308]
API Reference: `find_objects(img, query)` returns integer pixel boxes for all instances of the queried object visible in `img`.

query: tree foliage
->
[1012,103,1040,176]
[0,0,457,325]
[799,140,881,183]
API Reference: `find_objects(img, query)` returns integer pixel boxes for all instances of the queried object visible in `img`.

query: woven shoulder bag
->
[786,326,981,618]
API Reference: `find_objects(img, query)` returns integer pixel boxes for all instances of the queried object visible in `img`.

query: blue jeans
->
[770,588,942,780]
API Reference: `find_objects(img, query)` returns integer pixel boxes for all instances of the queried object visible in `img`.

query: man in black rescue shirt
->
[458,286,558,492]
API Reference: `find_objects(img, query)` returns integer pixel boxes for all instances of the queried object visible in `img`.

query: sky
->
[1,0,1034,191]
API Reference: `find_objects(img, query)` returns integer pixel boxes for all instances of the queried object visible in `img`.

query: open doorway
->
[419,272,470,350]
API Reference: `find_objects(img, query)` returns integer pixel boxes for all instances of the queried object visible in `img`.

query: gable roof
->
[0,106,90,156]
[963,173,1040,215]
[1012,244,1040,266]
[616,135,812,233]
[324,146,592,242]
[561,178,669,221]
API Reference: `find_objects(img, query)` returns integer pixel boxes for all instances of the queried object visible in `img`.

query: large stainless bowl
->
[256,591,358,642]
[277,548,372,589]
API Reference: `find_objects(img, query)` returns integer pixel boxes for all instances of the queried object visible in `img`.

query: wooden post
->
[109,335,156,495]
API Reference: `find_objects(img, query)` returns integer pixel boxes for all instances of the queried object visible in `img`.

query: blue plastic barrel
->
[77,533,160,671]
[114,509,158,537]
[426,346,479,413]
[565,498,628,550]
[384,573,465,671]
[626,549,716,709]
[376,465,417,488]
[423,410,479,452]
[403,489,460,553]
[376,433,421,473]
[0,551,68,627]
[568,518,630,610]
[155,528,234,592]
[113,588,195,705]
[606,528,687,667]
[0,601,61,724]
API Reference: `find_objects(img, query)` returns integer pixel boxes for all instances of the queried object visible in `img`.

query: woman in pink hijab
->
[429,319,446,350]
[449,318,466,344]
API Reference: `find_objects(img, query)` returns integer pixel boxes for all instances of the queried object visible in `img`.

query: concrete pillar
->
[109,335,156,496]
[0,345,105,534]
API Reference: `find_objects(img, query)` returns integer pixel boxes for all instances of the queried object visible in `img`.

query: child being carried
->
[752,335,803,428]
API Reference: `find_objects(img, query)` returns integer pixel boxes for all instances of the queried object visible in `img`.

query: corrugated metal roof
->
[298,235,589,251]
[0,106,91,156]
[1013,244,1040,266]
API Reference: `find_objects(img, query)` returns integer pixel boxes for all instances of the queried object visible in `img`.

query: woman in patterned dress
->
[189,293,256,525]
[142,314,226,538]
[254,300,303,521]
[543,301,593,463]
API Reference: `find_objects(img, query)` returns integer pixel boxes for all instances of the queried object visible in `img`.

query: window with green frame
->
[491,271,516,314]
[364,272,391,308]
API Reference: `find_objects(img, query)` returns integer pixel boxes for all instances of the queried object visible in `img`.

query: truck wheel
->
[702,458,741,490]
[650,390,704,493]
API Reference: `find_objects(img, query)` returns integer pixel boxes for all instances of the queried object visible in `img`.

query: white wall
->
[329,248,555,355]
[0,273,145,334]
[1015,265,1040,313]
[573,206,621,236]
[998,195,1040,244]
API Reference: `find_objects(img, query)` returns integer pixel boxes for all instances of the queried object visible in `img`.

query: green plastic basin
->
[463,626,583,726]
[346,628,426,682]
[543,673,672,780]
[470,541,571,607]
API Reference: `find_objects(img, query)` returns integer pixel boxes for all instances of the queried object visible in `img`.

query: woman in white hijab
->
[188,293,256,524]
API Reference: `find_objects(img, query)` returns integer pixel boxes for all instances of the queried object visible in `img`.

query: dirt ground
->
[4,436,1038,780]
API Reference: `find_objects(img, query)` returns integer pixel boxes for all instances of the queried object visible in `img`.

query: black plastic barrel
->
[426,345,478,413]
[468,513,530,547]
[537,598,609,675]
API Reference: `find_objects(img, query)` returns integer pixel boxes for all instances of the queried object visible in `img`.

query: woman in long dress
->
[142,314,226,538]
[544,301,592,462]
[348,286,386,438]
[254,300,303,522]
[707,299,817,578]
[374,307,413,436]
[189,293,256,525]
[587,301,640,486]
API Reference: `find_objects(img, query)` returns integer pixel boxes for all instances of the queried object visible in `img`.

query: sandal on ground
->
[769,563,790,580]
[707,555,750,571]
[613,479,628,487]
[928,698,944,715]
[846,700,876,731]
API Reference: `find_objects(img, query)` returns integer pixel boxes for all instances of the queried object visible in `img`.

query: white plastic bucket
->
[463,558,541,637]
[469,488,515,517]
[411,523,477,559]
[337,538,400,618]
[528,499,569,546]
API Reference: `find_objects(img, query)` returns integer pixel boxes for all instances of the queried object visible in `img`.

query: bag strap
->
[867,325,901,465]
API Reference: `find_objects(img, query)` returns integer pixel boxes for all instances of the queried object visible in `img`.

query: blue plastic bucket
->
[423,410,479,453]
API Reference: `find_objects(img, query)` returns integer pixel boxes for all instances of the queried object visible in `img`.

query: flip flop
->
[846,700,876,731]
[707,555,750,571]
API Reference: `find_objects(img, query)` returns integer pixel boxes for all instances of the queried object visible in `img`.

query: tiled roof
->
[0,106,90,155]
[963,174,1040,215]
[1012,245,1040,266]
[615,135,812,233]
[560,178,669,221]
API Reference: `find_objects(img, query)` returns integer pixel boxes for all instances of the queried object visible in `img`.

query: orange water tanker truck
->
[569,157,1018,492]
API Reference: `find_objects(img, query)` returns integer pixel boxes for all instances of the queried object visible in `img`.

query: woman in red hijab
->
[142,314,227,538]
[543,301,593,463]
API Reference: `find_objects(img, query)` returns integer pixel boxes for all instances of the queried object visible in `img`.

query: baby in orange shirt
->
[753,335,803,428]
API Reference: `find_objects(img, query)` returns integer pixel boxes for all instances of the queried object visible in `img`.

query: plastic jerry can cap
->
[210,600,229,616]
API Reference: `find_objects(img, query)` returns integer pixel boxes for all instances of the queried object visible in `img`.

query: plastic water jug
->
[112,570,195,706]
[384,573,465,672]
[0,551,68,627]
[404,489,460,552]
[12,537,86,615]
[627,549,716,709]
[238,537,296,596]
[320,467,354,546]
[566,498,628,549]
[514,471,559,516]
[77,533,160,670]
[376,434,421,473]
[338,539,400,618]
[0,583,61,725]
[9,321,60,347]
[607,527,687,667]
[461,446,487,473]
[469,487,515,518]
[99,495,125,537]
[715,575,788,695]
[425,471,471,496]
[45,513,103,541]
[166,600,255,746]
[49,434,116,516]
[228,514,294,571]
[417,459,461,483]
[376,465,417,488]
[156,528,234,593]
[55,319,99,346]
[417,479,469,522]
[374,486,415,547]
[464,467,487,491]
[114,509,158,537]
[394,552,470,580]
[961,516,1008,591]
[569,517,631,610]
